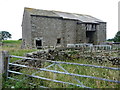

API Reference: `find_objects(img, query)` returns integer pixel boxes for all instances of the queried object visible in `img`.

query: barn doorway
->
[86,31,95,44]
[36,39,42,49]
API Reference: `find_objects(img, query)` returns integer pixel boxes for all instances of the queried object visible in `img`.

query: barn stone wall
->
[31,16,80,48]
[22,10,32,48]
[96,22,106,44]
[63,19,77,46]
[22,11,106,49]
[31,16,64,48]
[76,23,86,43]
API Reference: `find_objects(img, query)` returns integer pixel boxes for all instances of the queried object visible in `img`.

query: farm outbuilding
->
[22,7,106,49]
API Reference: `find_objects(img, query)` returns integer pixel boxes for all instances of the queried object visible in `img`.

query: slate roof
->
[25,7,104,23]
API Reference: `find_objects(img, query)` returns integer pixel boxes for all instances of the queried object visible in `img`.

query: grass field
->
[1,40,120,88]
[1,40,37,62]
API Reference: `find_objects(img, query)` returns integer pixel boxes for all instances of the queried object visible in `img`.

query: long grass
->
[7,59,119,88]
[2,40,120,88]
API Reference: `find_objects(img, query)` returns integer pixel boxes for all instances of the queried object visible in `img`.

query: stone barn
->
[22,7,106,49]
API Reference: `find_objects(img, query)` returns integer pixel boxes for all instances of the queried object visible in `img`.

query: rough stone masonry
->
[22,7,106,49]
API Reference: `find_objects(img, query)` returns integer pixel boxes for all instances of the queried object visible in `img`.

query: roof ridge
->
[24,7,105,23]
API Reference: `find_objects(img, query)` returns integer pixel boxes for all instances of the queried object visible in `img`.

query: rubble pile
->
[25,49,120,65]
[11,49,120,71]
[9,58,42,72]
[26,49,72,61]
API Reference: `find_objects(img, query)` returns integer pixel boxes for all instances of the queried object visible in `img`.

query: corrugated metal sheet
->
[25,7,104,23]
[53,11,79,20]
[73,14,103,23]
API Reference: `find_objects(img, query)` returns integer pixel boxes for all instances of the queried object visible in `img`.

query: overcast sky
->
[0,0,119,40]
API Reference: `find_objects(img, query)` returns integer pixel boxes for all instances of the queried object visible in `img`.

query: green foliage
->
[2,76,34,88]
[107,38,114,41]
[0,31,12,40]
[113,31,120,42]
[67,50,78,55]
[2,40,120,88]
[107,31,120,42]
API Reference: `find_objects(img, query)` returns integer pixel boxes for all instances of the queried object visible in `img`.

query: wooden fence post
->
[0,51,2,90]
[0,51,9,89]
[1,51,9,80]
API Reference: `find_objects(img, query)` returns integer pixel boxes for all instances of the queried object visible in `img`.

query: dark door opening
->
[36,40,42,49]
[57,38,61,44]
[86,31,95,44]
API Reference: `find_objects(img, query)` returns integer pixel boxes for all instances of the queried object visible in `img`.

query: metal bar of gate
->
[10,55,120,70]
[9,63,120,83]
[57,64,87,88]
[8,70,89,88]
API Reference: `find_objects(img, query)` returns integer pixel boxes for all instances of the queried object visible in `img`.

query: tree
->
[107,38,114,42]
[113,31,120,42]
[0,31,12,40]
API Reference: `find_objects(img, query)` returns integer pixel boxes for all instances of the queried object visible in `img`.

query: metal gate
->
[5,55,120,88]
